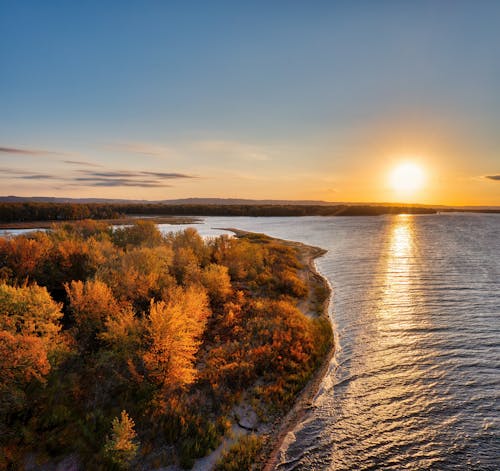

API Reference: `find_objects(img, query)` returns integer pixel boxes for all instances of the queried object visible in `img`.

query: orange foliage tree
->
[0,283,62,416]
[143,286,210,395]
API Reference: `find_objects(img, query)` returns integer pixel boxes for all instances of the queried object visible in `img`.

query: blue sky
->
[1,1,499,204]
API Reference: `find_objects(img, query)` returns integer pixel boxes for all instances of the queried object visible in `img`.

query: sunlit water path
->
[163,214,500,470]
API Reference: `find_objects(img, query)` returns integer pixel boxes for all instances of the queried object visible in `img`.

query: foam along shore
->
[216,229,335,470]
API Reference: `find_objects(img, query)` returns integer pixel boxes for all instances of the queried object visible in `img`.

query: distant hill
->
[0,196,339,205]
[0,196,152,204]
[0,196,498,210]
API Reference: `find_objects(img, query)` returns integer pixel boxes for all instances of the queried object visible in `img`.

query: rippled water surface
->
[162,213,500,470]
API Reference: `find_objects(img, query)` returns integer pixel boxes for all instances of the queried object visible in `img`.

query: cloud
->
[104,142,174,157]
[0,167,58,179]
[484,175,500,181]
[142,171,194,179]
[19,174,57,180]
[82,170,193,179]
[193,140,270,161]
[74,177,170,188]
[0,166,195,188]
[73,170,194,187]
[63,160,103,167]
[0,146,66,156]
[0,146,47,155]
[0,167,33,175]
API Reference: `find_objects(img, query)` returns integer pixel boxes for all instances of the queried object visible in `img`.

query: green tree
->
[103,410,139,469]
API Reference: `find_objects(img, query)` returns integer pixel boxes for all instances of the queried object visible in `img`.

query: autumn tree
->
[0,331,51,416]
[0,283,62,416]
[143,286,210,394]
[65,279,122,351]
[0,283,62,344]
[171,246,201,285]
[97,246,174,310]
[167,227,210,266]
[103,410,139,469]
[0,232,52,283]
[212,237,264,281]
[99,304,141,356]
[200,263,232,305]
[112,220,163,249]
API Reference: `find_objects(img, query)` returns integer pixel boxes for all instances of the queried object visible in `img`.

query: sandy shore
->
[222,229,335,470]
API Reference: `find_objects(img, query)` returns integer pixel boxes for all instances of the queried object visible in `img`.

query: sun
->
[389,162,425,193]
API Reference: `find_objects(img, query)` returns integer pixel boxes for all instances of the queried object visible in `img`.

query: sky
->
[1,0,499,205]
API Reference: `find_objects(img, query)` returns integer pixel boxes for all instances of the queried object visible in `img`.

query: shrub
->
[215,434,264,471]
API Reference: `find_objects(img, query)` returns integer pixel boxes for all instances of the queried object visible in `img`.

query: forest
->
[0,220,332,470]
[0,202,436,224]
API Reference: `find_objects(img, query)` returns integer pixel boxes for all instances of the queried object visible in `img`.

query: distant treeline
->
[0,202,436,223]
[0,203,121,223]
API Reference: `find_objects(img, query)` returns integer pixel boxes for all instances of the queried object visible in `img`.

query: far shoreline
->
[0,215,202,230]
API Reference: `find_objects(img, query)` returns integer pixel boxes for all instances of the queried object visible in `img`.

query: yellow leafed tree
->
[143,286,210,392]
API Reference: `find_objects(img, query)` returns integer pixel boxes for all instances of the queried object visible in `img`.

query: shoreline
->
[222,229,335,470]
[0,215,201,230]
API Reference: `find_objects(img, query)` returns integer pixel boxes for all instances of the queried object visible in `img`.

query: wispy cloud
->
[193,140,271,161]
[485,175,500,181]
[63,160,103,167]
[0,167,57,178]
[19,174,56,180]
[0,146,66,156]
[73,170,194,187]
[0,166,195,188]
[82,170,193,179]
[104,142,174,157]
[74,177,170,187]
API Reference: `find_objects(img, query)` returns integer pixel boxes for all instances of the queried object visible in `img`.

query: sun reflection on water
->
[378,214,415,321]
[326,215,441,469]
[391,215,413,258]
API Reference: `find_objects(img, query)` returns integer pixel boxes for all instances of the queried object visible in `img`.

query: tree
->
[200,264,232,304]
[0,283,62,345]
[97,246,174,309]
[0,331,50,415]
[167,228,210,266]
[0,283,62,416]
[112,220,163,249]
[65,279,121,351]
[0,233,52,283]
[143,286,210,393]
[103,410,139,469]
[99,303,141,356]
[171,246,201,285]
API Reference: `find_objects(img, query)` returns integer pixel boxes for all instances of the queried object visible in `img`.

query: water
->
[0,228,47,237]
[160,214,500,470]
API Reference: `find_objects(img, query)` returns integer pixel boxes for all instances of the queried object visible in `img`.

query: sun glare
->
[390,162,425,193]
